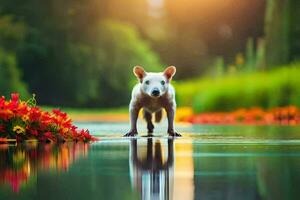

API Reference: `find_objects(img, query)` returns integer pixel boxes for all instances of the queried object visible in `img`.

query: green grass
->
[175,63,300,113]
[41,106,127,115]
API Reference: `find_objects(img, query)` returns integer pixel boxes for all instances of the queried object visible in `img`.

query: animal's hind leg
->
[143,110,154,135]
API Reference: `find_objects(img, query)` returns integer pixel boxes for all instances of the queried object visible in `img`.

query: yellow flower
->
[22,114,29,122]
[176,107,193,122]
[13,125,25,134]
[62,127,69,134]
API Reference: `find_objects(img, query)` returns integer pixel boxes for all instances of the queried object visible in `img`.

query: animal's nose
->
[151,88,160,97]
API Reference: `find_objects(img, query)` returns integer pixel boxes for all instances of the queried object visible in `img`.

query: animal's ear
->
[133,66,146,80]
[163,66,176,80]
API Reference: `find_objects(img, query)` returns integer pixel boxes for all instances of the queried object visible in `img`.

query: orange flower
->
[185,106,300,125]
[0,93,96,143]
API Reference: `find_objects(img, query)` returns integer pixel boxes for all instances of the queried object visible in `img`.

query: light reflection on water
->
[128,138,194,200]
[0,124,300,200]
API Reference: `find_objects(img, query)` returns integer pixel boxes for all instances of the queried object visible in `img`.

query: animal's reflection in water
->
[129,138,174,200]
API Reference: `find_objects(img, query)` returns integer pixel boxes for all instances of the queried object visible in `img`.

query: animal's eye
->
[161,80,165,85]
[145,80,150,85]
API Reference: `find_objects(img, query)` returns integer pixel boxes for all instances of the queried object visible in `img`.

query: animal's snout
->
[151,88,160,97]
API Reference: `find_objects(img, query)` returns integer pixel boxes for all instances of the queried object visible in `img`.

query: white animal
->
[124,66,181,137]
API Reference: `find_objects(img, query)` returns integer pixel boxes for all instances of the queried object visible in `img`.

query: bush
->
[0,48,29,98]
[176,63,300,113]
[18,20,162,107]
[90,20,162,107]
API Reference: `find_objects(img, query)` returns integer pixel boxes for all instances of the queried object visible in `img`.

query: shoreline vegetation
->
[48,106,300,126]
[176,64,300,113]
[42,106,129,123]
[45,64,300,126]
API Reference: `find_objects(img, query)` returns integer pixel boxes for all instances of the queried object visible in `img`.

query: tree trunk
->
[264,0,290,67]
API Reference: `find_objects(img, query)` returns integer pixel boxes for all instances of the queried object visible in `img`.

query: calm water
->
[1,123,300,200]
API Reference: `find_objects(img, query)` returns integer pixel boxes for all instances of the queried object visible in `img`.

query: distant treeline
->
[0,0,299,107]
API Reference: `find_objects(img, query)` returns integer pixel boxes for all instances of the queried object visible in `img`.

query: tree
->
[0,16,28,98]
[289,0,300,61]
[264,0,290,67]
[0,15,26,52]
[0,48,28,98]
[0,0,162,107]
[89,20,162,106]
[264,0,300,67]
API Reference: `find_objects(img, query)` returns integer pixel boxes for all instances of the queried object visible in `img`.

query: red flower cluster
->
[185,106,300,125]
[0,93,97,143]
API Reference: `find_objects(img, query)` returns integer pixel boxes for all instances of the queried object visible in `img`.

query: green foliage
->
[256,38,266,70]
[0,15,27,51]
[19,19,161,107]
[0,0,297,108]
[245,37,255,71]
[176,63,300,113]
[208,36,267,77]
[0,1,162,107]
[64,44,100,105]
[0,15,28,98]
[265,0,289,66]
[93,20,162,106]
[290,0,300,61]
[0,48,29,98]
[207,56,225,78]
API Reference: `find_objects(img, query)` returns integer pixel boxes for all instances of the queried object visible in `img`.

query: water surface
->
[1,123,300,200]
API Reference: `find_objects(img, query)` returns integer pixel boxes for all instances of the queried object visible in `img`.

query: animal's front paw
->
[124,131,138,137]
[168,131,182,137]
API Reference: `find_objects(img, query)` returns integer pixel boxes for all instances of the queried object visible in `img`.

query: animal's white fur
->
[124,66,181,137]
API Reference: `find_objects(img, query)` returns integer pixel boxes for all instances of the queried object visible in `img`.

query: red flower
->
[30,130,39,137]
[0,96,5,107]
[0,93,96,143]
[11,93,19,103]
[44,132,53,138]
[28,107,42,121]
[52,109,67,119]
[0,109,13,121]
